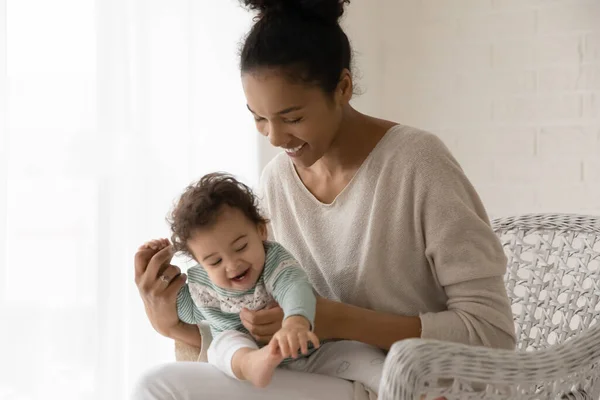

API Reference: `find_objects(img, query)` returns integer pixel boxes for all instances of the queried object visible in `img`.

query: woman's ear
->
[336,69,353,104]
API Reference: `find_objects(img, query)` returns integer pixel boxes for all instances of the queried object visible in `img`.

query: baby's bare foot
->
[242,345,284,388]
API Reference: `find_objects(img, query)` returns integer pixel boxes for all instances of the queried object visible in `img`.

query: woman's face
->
[242,68,348,168]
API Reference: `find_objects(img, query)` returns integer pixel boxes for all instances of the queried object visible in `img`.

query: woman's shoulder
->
[384,124,449,155]
[376,124,453,168]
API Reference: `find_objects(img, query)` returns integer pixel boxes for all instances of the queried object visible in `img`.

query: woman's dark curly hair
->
[167,172,268,259]
[240,0,352,94]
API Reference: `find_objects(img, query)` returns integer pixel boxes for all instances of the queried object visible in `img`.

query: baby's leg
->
[207,330,284,388]
[285,340,386,394]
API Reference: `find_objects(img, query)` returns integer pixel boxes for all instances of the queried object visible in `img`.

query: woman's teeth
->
[285,144,304,154]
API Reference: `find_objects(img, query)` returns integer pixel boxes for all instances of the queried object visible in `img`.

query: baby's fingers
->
[308,331,320,349]
[288,334,300,359]
[138,242,152,250]
[278,335,291,358]
[139,239,166,251]
[299,332,309,355]
[269,337,280,356]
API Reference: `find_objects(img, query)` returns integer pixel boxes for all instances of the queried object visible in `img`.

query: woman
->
[132,0,516,398]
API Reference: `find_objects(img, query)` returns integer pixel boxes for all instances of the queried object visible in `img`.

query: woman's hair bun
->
[241,0,350,25]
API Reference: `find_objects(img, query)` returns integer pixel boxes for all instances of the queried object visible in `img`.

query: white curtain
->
[0,0,256,399]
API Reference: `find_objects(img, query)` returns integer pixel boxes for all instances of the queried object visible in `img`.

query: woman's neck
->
[313,107,394,179]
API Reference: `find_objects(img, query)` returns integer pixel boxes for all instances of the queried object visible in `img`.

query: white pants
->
[131,362,356,400]
[283,339,385,394]
[132,334,385,399]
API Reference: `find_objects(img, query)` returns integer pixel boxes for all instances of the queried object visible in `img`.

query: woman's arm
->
[241,296,421,350]
[315,283,515,351]
[167,320,203,348]
[315,297,421,350]
[405,133,516,349]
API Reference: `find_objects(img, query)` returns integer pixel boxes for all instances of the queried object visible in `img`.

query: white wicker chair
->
[379,214,600,400]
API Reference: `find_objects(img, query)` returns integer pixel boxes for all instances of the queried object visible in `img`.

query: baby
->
[141,172,319,388]
[139,172,385,392]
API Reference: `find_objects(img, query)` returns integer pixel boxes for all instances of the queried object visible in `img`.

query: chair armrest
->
[379,325,600,400]
[174,323,213,362]
[174,340,201,362]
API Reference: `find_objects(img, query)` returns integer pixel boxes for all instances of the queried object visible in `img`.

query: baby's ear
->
[257,222,268,241]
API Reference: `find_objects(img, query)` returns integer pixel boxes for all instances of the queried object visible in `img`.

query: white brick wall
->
[377,0,600,217]
[258,0,600,217]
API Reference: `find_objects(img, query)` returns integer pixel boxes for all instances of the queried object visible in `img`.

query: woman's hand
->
[134,238,187,338]
[240,303,284,344]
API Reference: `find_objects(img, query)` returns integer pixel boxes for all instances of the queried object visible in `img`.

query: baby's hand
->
[270,316,319,359]
[138,238,171,252]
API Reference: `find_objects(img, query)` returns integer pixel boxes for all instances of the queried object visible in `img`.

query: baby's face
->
[187,205,267,291]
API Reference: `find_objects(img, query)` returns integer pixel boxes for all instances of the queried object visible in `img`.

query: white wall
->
[382,0,600,217]
[259,0,600,218]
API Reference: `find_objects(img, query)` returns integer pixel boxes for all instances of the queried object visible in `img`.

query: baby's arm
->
[176,283,204,325]
[266,260,316,328]
[264,245,319,357]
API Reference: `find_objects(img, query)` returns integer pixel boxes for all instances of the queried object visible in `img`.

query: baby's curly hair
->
[167,172,268,259]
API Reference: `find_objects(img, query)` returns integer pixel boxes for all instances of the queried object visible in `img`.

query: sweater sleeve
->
[176,284,204,325]
[263,244,317,327]
[413,134,516,349]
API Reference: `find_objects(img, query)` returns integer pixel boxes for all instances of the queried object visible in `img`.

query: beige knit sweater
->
[174,124,516,362]
[258,124,516,349]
